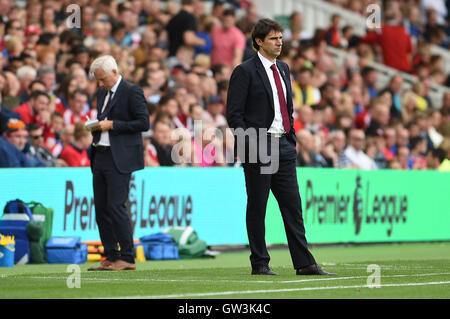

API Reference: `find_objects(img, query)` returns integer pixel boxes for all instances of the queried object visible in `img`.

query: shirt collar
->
[110,75,122,94]
[258,51,277,70]
[348,145,363,155]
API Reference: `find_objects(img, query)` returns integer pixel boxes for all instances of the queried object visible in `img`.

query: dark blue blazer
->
[226,53,297,162]
[92,79,149,174]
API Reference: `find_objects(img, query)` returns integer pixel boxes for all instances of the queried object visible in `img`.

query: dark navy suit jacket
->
[226,53,297,162]
[91,79,149,174]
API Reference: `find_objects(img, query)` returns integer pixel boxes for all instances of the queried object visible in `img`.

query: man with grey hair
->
[88,55,149,271]
[329,129,351,168]
[36,65,56,94]
[16,65,37,104]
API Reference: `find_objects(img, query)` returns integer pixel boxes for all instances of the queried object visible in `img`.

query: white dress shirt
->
[343,145,377,170]
[257,51,287,134]
[97,76,122,146]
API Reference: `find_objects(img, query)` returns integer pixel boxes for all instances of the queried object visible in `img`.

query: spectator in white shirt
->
[343,128,377,170]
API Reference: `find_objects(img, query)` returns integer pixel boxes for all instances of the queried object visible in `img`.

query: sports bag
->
[139,233,179,260]
[46,237,87,264]
[26,201,54,258]
[3,199,34,220]
[0,199,34,264]
[26,202,53,243]
[163,226,207,259]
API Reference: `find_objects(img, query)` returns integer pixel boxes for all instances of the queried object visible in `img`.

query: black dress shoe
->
[296,264,337,276]
[251,265,279,276]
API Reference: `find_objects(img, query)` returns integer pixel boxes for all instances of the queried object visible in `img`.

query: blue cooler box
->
[140,233,179,260]
[46,237,87,264]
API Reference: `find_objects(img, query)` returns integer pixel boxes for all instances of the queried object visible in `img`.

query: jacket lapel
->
[97,89,108,120]
[254,55,274,110]
[108,78,126,113]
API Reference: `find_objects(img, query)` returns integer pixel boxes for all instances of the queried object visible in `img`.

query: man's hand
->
[38,110,51,124]
[56,159,68,167]
[91,120,113,132]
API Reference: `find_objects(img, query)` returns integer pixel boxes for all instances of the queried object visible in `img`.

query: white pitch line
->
[21,276,275,284]
[280,272,450,283]
[111,281,450,299]
[338,263,441,269]
[20,272,450,285]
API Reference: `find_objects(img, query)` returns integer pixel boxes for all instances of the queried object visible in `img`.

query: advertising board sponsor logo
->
[63,176,193,233]
[304,175,408,236]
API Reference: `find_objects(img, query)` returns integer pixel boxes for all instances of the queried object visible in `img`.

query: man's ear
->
[255,38,263,47]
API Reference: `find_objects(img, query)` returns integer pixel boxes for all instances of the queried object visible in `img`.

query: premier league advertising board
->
[1,167,449,245]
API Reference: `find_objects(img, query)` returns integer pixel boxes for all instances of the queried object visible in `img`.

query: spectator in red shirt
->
[13,90,50,125]
[62,89,94,125]
[19,79,47,107]
[145,120,178,167]
[293,105,313,133]
[50,124,74,158]
[360,14,413,73]
[43,111,64,149]
[410,136,427,170]
[383,127,396,161]
[59,121,91,167]
[55,75,79,113]
[323,14,342,47]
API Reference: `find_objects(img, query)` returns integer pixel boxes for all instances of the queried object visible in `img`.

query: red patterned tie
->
[270,64,291,134]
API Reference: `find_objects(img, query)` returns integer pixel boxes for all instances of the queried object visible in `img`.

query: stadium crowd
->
[0,0,449,171]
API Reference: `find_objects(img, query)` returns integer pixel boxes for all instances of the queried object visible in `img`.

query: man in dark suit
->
[87,55,149,271]
[226,19,336,276]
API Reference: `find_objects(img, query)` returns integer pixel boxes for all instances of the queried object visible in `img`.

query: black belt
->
[268,132,286,138]
[94,145,110,151]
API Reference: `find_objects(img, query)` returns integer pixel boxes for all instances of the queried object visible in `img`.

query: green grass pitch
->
[0,243,449,299]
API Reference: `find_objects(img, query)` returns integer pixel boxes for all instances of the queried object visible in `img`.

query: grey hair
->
[37,65,55,79]
[16,66,37,79]
[89,55,118,76]
[329,129,346,140]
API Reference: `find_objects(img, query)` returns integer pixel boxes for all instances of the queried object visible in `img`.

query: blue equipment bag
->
[0,234,15,267]
[3,199,34,220]
[139,233,179,260]
[0,199,34,264]
[46,237,87,264]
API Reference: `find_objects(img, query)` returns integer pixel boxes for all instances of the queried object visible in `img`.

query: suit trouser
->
[92,148,134,264]
[242,135,316,269]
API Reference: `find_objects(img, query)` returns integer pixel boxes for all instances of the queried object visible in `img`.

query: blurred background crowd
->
[0,0,449,171]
